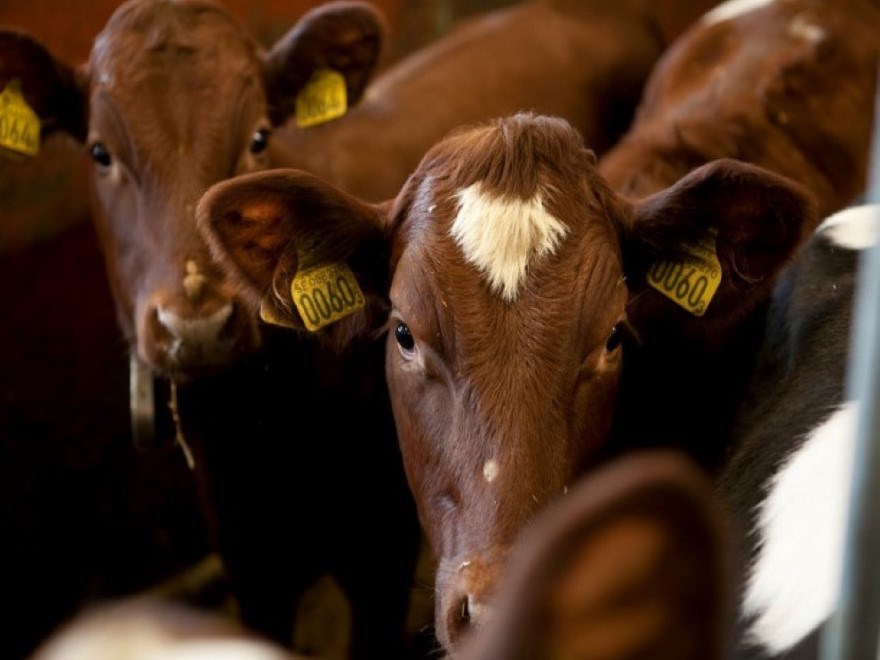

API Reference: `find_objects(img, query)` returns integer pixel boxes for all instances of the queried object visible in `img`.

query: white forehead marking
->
[451,182,568,301]
[483,459,500,483]
[743,402,856,654]
[816,205,880,251]
[701,0,775,25]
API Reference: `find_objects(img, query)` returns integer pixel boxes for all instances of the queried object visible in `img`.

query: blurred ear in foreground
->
[459,451,730,660]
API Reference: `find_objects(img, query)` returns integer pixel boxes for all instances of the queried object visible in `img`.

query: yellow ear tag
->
[290,262,365,332]
[0,79,41,158]
[647,234,722,316]
[295,69,348,128]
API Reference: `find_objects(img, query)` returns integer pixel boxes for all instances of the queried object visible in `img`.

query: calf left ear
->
[262,1,385,126]
[196,169,392,349]
[620,159,818,340]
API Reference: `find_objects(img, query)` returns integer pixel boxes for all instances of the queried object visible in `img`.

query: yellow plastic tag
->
[295,69,348,128]
[647,235,722,316]
[0,79,40,157]
[290,262,365,332]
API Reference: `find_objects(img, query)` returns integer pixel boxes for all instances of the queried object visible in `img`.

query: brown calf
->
[598,0,880,215]
[2,4,424,655]
[1,0,384,373]
[197,113,817,652]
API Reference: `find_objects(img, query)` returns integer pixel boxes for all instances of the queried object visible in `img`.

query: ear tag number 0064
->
[291,262,365,332]
[295,69,348,128]
[647,235,722,316]
[0,79,40,157]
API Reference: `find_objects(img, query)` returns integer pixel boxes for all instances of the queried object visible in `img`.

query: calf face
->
[0,0,383,374]
[197,114,816,652]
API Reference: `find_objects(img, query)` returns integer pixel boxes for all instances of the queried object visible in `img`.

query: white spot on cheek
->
[817,205,880,251]
[789,15,825,44]
[701,0,775,26]
[483,459,500,483]
[451,182,568,302]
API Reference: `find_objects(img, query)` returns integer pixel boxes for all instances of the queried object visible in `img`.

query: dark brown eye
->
[89,142,112,167]
[395,321,415,351]
[606,324,624,352]
[249,128,270,155]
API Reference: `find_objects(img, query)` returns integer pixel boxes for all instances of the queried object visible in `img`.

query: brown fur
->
[198,113,817,654]
[272,0,724,201]
[598,0,880,217]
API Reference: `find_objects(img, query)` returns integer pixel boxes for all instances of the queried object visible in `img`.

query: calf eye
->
[249,128,271,155]
[605,323,624,352]
[89,142,112,167]
[395,321,415,351]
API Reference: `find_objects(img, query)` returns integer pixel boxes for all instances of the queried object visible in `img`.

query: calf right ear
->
[197,168,393,349]
[262,1,385,126]
[0,29,87,141]
[460,452,730,660]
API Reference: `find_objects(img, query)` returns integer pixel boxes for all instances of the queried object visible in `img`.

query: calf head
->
[197,113,815,652]
[0,0,383,374]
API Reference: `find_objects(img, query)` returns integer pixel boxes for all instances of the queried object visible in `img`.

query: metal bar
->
[821,74,880,660]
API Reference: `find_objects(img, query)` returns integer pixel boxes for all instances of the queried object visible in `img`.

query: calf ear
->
[196,169,392,349]
[0,29,87,141]
[262,1,385,126]
[459,452,729,660]
[620,159,818,340]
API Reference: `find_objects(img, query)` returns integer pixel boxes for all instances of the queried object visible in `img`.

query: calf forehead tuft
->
[451,182,568,302]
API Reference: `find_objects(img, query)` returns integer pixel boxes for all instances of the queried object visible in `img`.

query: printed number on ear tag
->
[295,69,348,128]
[647,235,722,316]
[291,262,365,332]
[0,79,41,158]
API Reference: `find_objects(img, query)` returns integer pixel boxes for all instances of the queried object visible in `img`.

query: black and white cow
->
[721,204,878,657]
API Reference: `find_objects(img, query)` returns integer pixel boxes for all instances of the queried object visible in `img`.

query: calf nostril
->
[446,594,472,645]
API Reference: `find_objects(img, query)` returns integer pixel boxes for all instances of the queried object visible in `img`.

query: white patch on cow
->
[743,402,857,654]
[483,459,500,483]
[451,183,568,301]
[789,15,825,44]
[817,205,880,251]
[701,0,776,25]
[40,621,288,660]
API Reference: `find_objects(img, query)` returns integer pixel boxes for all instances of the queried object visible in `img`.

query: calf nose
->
[156,303,233,345]
[144,299,240,371]
[439,556,499,650]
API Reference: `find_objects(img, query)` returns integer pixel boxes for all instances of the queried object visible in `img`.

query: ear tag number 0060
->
[295,69,348,128]
[0,79,40,157]
[291,262,365,332]
[647,235,722,316]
